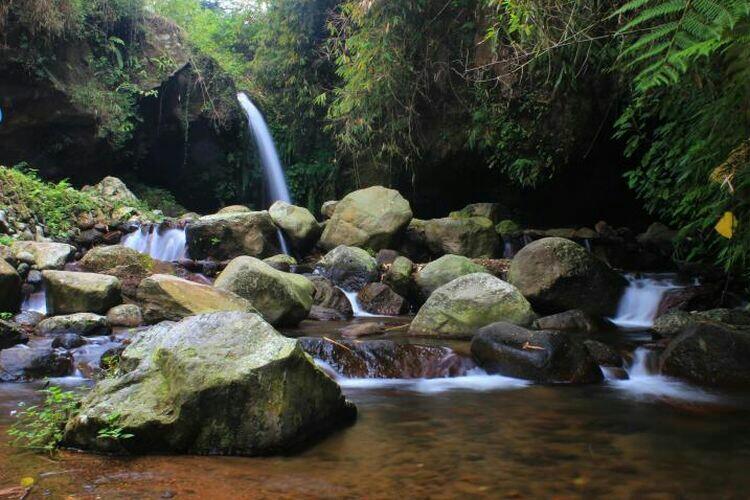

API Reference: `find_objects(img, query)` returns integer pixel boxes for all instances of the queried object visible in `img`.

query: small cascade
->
[503,239,516,258]
[69,335,123,380]
[21,287,47,314]
[609,273,686,329]
[340,288,381,318]
[583,239,592,252]
[122,224,187,262]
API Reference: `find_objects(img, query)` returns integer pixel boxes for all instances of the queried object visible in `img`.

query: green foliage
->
[97,412,134,442]
[129,182,188,217]
[0,235,14,246]
[7,386,80,454]
[0,312,13,320]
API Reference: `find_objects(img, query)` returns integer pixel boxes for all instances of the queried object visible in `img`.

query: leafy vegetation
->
[7,386,80,454]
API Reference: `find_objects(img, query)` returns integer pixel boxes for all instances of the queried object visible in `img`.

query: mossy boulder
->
[88,176,139,204]
[0,320,27,350]
[11,241,75,270]
[63,312,356,455]
[449,202,505,224]
[185,211,280,260]
[507,237,626,316]
[423,217,499,258]
[316,245,378,291]
[37,313,111,337]
[215,257,314,327]
[409,273,535,338]
[319,186,413,251]
[414,254,486,300]
[43,271,122,315]
[263,254,298,272]
[495,220,521,238]
[80,245,154,274]
[269,201,321,252]
[383,256,414,298]
[218,205,252,214]
[0,258,21,313]
[653,308,750,337]
[137,274,256,323]
[106,304,143,328]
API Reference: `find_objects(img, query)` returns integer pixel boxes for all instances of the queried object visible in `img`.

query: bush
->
[7,386,80,454]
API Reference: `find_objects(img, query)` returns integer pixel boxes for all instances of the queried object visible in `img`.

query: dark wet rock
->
[52,333,86,350]
[357,283,407,316]
[316,245,378,291]
[507,237,627,316]
[423,216,499,258]
[471,322,603,384]
[660,322,750,389]
[0,320,28,350]
[450,203,507,224]
[653,308,750,338]
[12,311,45,330]
[102,230,124,245]
[637,222,677,255]
[595,221,618,239]
[186,211,280,261]
[75,228,105,247]
[309,306,349,321]
[409,273,535,338]
[299,337,475,378]
[376,249,400,269]
[382,256,414,299]
[106,304,143,328]
[309,276,353,318]
[340,322,387,339]
[263,254,297,272]
[0,345,73,382]
[43,270,122,315]
[583,340,622,367]
[64,312,356,455]
[657,284,721,315]
[269,201,322,252]
[37,313,111,337]
[414,254,486,301]
[26,269,43,286]
[16,262,30,279]
[532,310,612,334]
[398,218,431,262]
[0,258,21,313]
[215,256,314,327]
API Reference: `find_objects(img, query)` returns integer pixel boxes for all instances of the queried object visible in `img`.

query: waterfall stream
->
[609,273,688,329]
[122,225,187,262]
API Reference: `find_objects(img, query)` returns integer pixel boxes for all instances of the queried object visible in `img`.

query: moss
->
[496,220,521,237]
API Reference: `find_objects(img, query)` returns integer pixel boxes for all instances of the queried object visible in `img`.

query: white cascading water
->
[122,225,187,262]
[237,92,291,255]
[609,273,686,329]
[340,288,381,318]
[21,288,47,314]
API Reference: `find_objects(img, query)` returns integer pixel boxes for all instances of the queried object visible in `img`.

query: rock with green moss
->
[316,245,378,291]
[37,313,111,337]
[215,257,314,327]
[137,274,256,323]
[508,237,626,316]
[269,201,321,252]
[415,254,486,300]
[423,217,499,258]
[449,203,505,224]
[11,241,75,270]
[185,211,280,260]
[88,176,139,204]
[80,245,155,299]
[319,186,413,251]
[383,256,414,298]
[653,308,750,337]
[218,205,252,214]
[43,271,122,315]
[0,259,21,313]
[263,254,298,272]
[495,220,521,237]
[63,312,356,455]
[409,273,535,338]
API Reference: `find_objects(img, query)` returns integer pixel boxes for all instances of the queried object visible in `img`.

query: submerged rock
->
[215,257,314,327]
[11,241,75,270]
[409,273,535,338]
[423,216,499,258]
[309,276,353,318]
[269,201,321,252]
[339,322,387,339]
[186,211,280,260]
[415,254,486,301]
[64,312,356,455]
[319,186,412,251]
[532,310,611,334]
[583,340,622,367]
[357,283,407,316]
[316,245,378,291]
[137,274,256,323]
[52,333,86,350]
[0,345,73,382]
[0,258,21,313]
[43,270,122,315]
[37,313,111,337]
[507,237,626,316]
[471,322,603,384]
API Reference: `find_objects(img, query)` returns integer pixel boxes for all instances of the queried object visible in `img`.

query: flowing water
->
[20,288,46,314]
[340,288,382,318]
[609,273,690,329]
[122,225,187,262]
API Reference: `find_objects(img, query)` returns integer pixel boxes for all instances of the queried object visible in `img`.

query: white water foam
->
[339,288,384,318]
[122,225,187,262]
[609,273,687,329]
[21,288,47,314]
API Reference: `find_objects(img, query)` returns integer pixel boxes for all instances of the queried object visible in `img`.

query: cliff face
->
[0,13,251,213]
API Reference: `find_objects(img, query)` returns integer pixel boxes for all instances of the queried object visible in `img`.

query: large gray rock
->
[11,241,75,270]
[507,237,626,316]
[0,345,73,382]
[37,313,111,337]
[357,283,407,316]
[0,258,21,313]
[423,217,499,258]
[309,276,353,318]
[106,304,143,327]
[63,312,356,455]
[653,308,750,337]
[185,211,280,260]
[409,273,536,338]
[319,186,412,251]
[532,310,612,334]
[215,257,314,327]
[471,322,603,384]
[316,246,378,291]
[136,274,256,324]
[269,201,321,252]
[43,271,122,315]
[414,254,486,300]
[383,255,414,298]
[89,176,139,204]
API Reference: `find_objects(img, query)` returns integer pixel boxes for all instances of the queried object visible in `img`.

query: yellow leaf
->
[715,211,736,239]
[20,477,34,488]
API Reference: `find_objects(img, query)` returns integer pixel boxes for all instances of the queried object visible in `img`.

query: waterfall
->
[21,287,47,314]
[339,288,381,318]
[237,92,292,255]
[609,273,686,329]
[122,225,187,262]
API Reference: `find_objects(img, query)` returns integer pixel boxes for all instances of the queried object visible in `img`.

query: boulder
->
[383,256,414,298]
[80,245,153,274]
[398,218,431,262]
[319,186,412,251]
[217,205,252,214]
[532,310,612,334]
[43,271,122,315]
[423,217,499,258]
[653,308,750,337]
[37,313,111,337]
[507,237,627,316]
[0,320,28,350]
[0,258,21,313]
[11,241,75,270]
[637,222,677,254]
[316,246,378,291]
[495,220,521,238]
[414,254,486,300]
[263,254,297,272]
[449,202,506,224]
[583,340,622,367]
[471,322,603,384]
[89,176,139,204]
[106,304,143,328]
[269,201,321,252]
[137,274,256,324]
[185,211,280,260]
[12,311,45,330]
[357,283,407,316]
[320,200,339,220]
[0,346,73,382]
[63,312,356,455]
[409,273,536,338]
[52,334,87,350]
[309,276,353,318]
[660,322,750,389]
[215,257,314,327]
